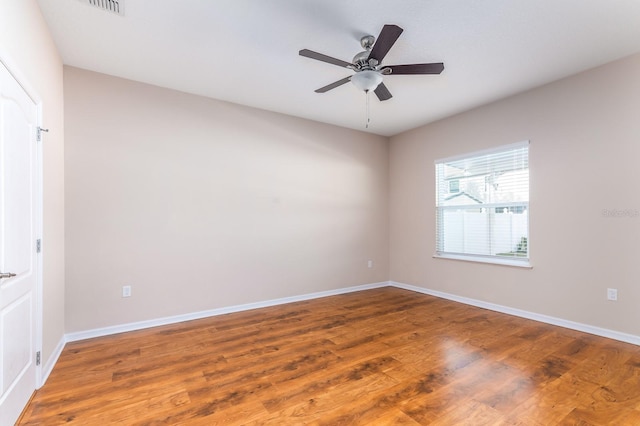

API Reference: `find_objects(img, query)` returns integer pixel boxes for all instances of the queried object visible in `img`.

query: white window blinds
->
[435,141,529,263]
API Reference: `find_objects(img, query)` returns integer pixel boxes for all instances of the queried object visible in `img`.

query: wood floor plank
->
[428,399,502,426]
[19,287,640,425]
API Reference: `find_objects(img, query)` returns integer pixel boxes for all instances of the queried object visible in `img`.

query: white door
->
[0,61,39,426]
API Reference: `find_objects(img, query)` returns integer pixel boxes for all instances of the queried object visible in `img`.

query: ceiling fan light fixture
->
[351,70,383,92]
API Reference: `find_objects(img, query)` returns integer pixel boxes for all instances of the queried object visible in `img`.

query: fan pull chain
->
[365,90,370,129]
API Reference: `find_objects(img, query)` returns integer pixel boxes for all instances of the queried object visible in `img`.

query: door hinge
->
[36,351,41,366]
[36,239,41,253]
[37,127,49,142]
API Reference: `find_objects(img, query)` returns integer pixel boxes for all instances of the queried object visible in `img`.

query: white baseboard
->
[38,336,65,388]
[390,281,640,346]
[65,281,390,343]
[64,279,639,348]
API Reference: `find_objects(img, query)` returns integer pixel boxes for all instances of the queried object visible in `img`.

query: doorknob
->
[0,272,16,279]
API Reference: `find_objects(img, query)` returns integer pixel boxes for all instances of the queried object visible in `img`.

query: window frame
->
[434,141,531,268]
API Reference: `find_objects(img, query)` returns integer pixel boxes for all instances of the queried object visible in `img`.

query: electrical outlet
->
[367,260,373,268]
[607,288,617,301]
[122,285,132,298]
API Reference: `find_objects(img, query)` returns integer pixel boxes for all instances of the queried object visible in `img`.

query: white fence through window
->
[441,208,528,256]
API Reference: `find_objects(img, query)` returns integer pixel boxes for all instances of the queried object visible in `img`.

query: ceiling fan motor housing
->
[353,50,372,68]
[353,35,381,70]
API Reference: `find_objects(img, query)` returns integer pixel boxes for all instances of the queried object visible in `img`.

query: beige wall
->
[0,0,65,366]
[12,0,637,342]
[64,67,389,332]
[390,53,640,336]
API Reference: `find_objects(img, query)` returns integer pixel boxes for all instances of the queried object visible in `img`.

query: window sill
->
[433,253,533,269]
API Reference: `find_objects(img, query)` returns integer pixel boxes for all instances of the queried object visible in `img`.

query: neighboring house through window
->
[435,141,530,266]
[448,179,460,193]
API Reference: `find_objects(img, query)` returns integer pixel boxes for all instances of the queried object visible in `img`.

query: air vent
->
[80,0,124,16]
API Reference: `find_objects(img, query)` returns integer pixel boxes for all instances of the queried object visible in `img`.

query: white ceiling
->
[36,0,640,136]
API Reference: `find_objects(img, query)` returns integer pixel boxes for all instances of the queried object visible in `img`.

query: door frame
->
[0,49,44,388]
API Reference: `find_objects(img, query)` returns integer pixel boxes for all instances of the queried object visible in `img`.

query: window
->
[435,141,529,266]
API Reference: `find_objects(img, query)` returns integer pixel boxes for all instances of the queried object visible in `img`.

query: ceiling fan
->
[299,24,444,101]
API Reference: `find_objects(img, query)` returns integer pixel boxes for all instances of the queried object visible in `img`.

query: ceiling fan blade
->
[315,76,352,93]
[374,83,392,101]
[299,49,352,68]
[368,24,403,63]
[383,63,445,75]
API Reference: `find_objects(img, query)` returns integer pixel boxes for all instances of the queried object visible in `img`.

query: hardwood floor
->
[19,287,640,425]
